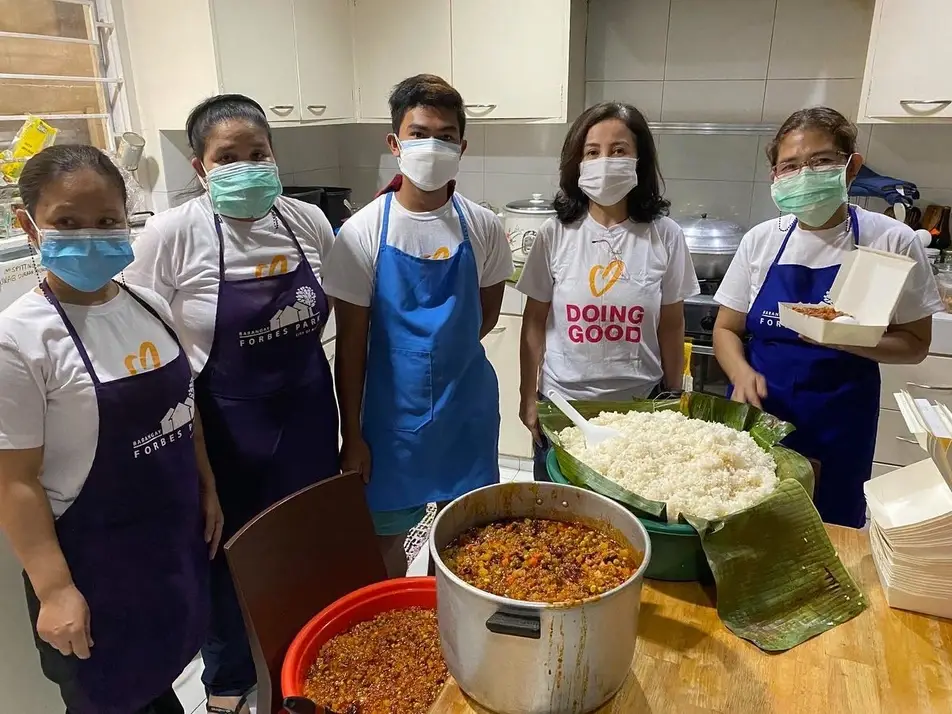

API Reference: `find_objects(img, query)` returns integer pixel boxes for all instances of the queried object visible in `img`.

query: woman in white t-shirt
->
[516,101,699,481]
[125,94,339,713]
[713,107,943,528]
[0,145,221,714]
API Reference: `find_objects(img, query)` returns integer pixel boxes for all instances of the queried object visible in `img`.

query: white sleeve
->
[714,234,754,313]
[321,220,375,307]
[478,213,515,287]
[126,219,176,303]
[515,221,555,303]
[0,337,45,450]
[661,223,700,305]
[893,237,944,324]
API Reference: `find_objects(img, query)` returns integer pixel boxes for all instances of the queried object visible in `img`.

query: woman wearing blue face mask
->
[124,94,339,714]
[713,107,943,528]
[0,145,221,714]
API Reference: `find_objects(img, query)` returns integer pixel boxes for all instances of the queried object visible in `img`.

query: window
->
[0,0,128,156]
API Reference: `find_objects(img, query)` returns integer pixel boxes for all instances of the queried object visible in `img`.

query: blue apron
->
[363,192,500,517]
[746,207,879,528]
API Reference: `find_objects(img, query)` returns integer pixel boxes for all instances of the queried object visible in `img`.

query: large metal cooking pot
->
[430,482,652,714]
[502,193,557,266]
[678,213,746,280]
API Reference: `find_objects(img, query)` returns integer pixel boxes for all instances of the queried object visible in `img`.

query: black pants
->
[24,573,185,714]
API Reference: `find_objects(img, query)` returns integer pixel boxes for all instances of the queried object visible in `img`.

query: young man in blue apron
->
[324,75,514,576]
[712,107,942,528]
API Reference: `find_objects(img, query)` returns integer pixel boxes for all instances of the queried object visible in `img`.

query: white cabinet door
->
[211,0,302,123]
[863,0,952,120]
[451,0,568,120]
[483,315,533,458]
[352,0,452,120]
[293,0,355,121]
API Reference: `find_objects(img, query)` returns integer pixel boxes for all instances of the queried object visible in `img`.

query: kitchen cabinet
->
[880,356,952,406]
[483,315,534,459]
[859,0,952,122]
[212,0,302,123]
[352,0,452,120]
[293,0,356,122]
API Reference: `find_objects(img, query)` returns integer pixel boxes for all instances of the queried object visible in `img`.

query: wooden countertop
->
[431,525,952,714]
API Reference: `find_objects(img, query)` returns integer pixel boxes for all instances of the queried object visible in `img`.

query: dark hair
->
[389,74,466,138]
[554,102,669,225]
[767,107,858,167]
[185,93,273,159]
[18,144,127,216]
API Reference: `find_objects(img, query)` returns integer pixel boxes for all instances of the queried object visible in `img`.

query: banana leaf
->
[538,392,863,651]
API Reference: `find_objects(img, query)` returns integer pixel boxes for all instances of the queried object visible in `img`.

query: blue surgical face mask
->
[203,161,283,219]
[35,228,134,293]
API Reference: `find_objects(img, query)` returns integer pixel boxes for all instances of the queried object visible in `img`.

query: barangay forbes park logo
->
[132,382,195,459]
[237,286,322,347]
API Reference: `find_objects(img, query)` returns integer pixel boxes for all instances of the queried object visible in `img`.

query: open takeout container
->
[779,246,916,347]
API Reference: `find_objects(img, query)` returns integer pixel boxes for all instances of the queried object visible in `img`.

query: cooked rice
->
[559,410,778,521]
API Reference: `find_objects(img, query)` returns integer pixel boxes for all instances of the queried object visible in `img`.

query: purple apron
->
[26,281,208,714]
[745,207,880,527]
[196,207,339,695]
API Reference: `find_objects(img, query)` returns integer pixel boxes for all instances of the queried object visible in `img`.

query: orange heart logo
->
[255,255,288,278]
[432,246,451,260]
[124,341,161,376]
[589,260,624,297]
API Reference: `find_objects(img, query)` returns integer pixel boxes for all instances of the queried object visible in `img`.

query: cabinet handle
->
[269,104,295,112]
[895,436,919,445]
[906,381,952,392]
[489,326,507,335]
[899,100,952,106]
[465,103,497,112]
[306,104,327,113]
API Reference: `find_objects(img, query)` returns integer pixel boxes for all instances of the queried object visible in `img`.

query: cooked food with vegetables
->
[441,518,640,602]
[304,608,447,714]
[559,410,778,521]
[791,305,848,321]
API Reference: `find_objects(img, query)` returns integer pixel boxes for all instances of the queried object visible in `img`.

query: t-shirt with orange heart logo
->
[516,212,699,400]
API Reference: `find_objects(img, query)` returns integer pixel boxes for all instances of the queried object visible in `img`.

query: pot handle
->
[486,610,542,639]
[283,697,318,714]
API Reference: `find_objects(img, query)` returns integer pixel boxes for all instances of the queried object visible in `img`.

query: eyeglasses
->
[772,152,849,179]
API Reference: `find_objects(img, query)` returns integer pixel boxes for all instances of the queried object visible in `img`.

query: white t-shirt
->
[322,192,513,307]
[124,194,335,373]
[715,206,943,324]
[516,213,699,400]
[0,286,181,516]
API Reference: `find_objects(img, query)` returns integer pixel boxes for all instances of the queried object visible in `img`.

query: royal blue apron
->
[363,192,500,515]
[745,207,879,527]
[196,207,340,695]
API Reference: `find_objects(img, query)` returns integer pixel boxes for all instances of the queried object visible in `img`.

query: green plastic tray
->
[546,448,711,582]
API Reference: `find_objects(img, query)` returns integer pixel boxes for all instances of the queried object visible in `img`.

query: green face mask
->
[770,165,849,228]
[204,161,282,219]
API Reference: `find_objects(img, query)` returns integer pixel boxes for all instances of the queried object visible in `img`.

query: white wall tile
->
[586,0,670,82]
[156,130,195,194]
[459,124,486,173]
[749,182,779,226]
[661,80,767,123]
[585,81,664,121]
[754,124,872,183]
[865,125,952,189]
[665,0,777,81]
[658,134,761,182]
[483,172,560,210]
[338,124,395,169]
[664,179,755,225]
[768,0,874,80]
[341,166,386,204]
[484,125,566,175]
[762,78,863,121]
[290,168,342,186]
[455,172,485,202]
[272,126,341,174]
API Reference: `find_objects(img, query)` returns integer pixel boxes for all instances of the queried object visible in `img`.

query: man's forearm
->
[335,341,368,441]
[658,309,685,391]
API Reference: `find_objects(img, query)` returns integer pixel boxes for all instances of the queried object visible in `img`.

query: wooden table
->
[431,526,952,714]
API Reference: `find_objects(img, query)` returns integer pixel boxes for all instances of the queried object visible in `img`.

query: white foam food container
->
[779,246,916,347]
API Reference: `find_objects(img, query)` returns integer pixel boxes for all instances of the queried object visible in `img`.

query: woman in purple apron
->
[713,108,940,528]
[0,146,217,714]
[126,95,340,713]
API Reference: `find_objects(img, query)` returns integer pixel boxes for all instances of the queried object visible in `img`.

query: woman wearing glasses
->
[713,107,942,528]
[517,102,699,481]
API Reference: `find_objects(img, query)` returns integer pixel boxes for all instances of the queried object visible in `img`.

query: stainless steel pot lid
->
[504,193,556,215]
[678,213,745,254]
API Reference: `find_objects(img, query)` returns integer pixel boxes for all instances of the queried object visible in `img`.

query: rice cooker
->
[502,194,556,265]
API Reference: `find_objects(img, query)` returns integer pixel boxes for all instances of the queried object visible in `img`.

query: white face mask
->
[578,157,639,207]
[396,137,461,192]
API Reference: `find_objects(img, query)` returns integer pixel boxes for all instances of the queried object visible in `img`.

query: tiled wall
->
[335,0,952,228]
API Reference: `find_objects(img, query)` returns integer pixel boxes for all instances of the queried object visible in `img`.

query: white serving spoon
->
[546,390,621,449]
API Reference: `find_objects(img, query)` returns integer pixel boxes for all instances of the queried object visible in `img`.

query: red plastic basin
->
[281,576,438,698]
